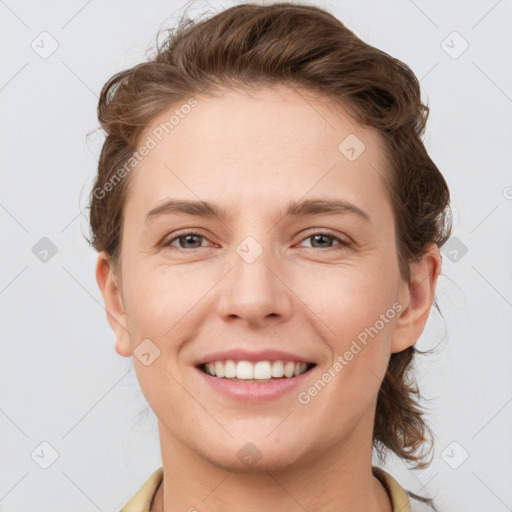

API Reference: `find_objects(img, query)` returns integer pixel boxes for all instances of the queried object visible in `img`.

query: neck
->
[152,413,392,512]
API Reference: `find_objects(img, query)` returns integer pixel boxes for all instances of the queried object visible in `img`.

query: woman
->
[89,2,451,511]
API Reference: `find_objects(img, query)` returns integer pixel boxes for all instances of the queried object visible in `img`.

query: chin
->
[195,435,312,474]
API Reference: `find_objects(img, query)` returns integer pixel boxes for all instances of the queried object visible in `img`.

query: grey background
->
[1,0,511,510]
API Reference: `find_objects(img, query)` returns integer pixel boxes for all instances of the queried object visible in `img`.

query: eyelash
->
[162,228,353,252]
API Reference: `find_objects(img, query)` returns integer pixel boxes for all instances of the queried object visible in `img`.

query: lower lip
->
[194,366,316,403]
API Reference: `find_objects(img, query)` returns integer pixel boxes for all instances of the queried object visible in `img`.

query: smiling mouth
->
[197,360,316,382]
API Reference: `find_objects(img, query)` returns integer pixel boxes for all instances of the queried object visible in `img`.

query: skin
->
[96,84,441,512]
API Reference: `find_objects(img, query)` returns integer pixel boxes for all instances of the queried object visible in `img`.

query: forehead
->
[140,84,383,157]
[125,85,391,224]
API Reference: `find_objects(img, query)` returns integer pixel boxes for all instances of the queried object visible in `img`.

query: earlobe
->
[95,252,132,357]
[391,244,441,354]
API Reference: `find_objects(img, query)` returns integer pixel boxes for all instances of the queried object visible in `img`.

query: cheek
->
[297,265,398,414]
[123,263,194,334]
[299,263,398,341]
[299,271,397,425]
[125,269,200,419]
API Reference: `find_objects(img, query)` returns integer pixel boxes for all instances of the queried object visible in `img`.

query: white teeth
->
[283,361,295,378]
[271,360,284,377]
[202,359,311,380]
[253,361,272,379]
[215,361,225,378]
[224,359,237,378]
[236,360,253,379]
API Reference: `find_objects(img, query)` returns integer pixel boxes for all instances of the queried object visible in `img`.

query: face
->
[100,85,424,472]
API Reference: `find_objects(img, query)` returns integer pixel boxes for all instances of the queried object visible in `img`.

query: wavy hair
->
[88,2,451,508]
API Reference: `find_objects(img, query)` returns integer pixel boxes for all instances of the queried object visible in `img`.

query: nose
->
[215,238,294,328]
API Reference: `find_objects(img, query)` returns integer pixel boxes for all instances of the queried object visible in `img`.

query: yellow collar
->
[373,466,412,511]
[120,465,412,511]
[120,467,163,512]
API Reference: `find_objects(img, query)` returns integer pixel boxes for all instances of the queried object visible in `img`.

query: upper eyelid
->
[163,228,352,247]
[162,229,215,247]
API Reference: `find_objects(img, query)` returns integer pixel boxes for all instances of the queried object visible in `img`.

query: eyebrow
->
[145,198,371,223]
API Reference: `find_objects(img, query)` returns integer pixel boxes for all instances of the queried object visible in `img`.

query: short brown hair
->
[88,2,451,506]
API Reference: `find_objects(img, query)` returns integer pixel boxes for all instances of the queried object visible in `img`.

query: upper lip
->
[194,348,317,366]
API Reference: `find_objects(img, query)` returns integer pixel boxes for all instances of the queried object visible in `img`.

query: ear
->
[391,244,442,354]
[95,252,132,357]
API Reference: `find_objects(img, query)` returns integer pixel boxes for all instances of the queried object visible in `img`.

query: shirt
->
[119,465,434,512]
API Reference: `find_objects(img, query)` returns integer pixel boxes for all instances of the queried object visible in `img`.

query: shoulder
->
[119,467,163,512]
[373,465,439,512]
[407,493,438,512]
